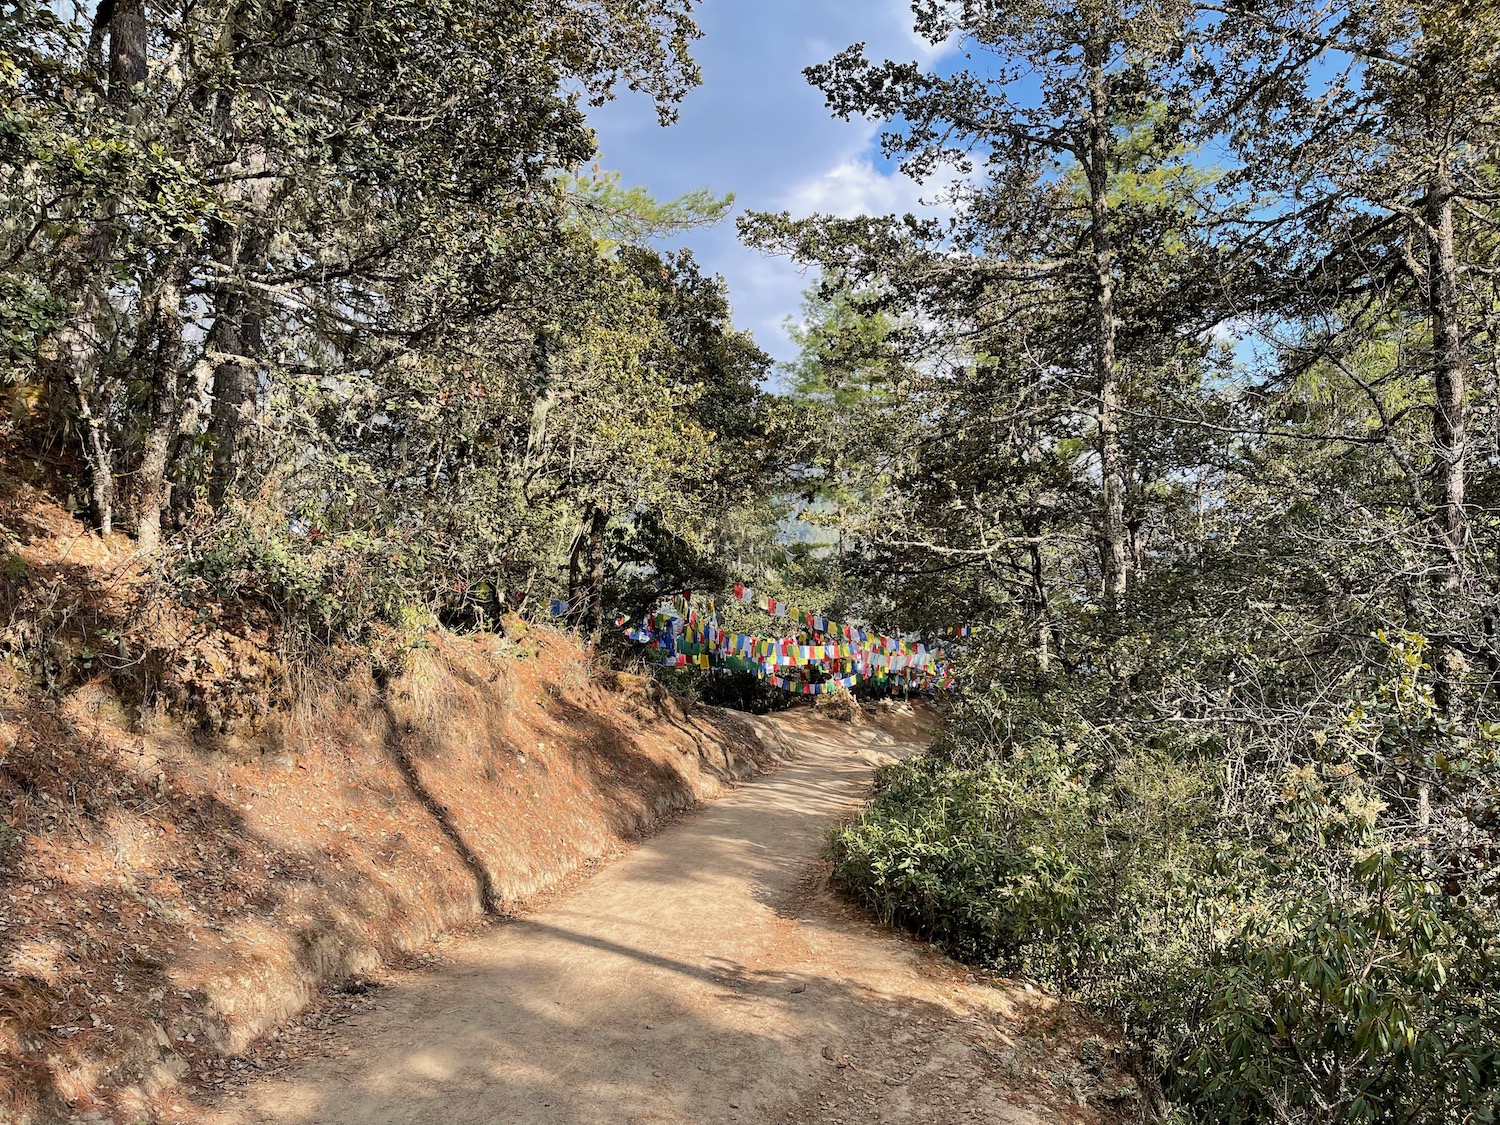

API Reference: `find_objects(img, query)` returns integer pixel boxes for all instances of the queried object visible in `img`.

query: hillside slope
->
[0,484,790,1123]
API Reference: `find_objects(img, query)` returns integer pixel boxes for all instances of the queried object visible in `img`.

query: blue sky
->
[585,1,958,365]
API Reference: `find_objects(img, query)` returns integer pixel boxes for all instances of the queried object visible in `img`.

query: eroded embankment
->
[0,627,788,1124]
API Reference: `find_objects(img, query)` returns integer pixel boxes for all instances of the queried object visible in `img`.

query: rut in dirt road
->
[209,711,1118,1125]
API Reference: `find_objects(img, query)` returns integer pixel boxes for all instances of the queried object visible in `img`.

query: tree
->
[1196,0,1500,710]
[521,247,772,636]
[6,0,708,552]
[760,6,1500,1118]
[742,6,1234,680]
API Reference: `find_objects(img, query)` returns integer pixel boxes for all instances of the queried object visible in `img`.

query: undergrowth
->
[830,636,1500,1123]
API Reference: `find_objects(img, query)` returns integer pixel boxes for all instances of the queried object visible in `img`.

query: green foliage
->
[565,169,734,253]
[832,749,1111,974]
[831,731,1217,985]
[749,7,1500,1119]
[180,502,428,642]
[0,274,63,378]
[10,3,1500,1120]
[832,635,1500,1123]
[1173,854,1500,1123]
[3,0,764,623]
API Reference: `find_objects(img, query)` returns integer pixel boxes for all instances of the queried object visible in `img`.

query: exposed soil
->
[204,710,1143,1125]
[0,480,795,1124]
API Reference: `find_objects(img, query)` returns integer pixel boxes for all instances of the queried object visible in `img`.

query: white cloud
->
[730,252,816,354]
[586,1,968,363]
[780,118,972,223]
[784,154,937,219]
[1208,315,1252,345]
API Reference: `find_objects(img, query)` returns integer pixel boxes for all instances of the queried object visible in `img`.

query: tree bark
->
[57,288,114,534]
[112,0,171,550]
[1416,26,1471,755]
[1028,539,1051,673]
[106,0,147,100]
[135,265,187,553]
[1413,44,1469,844]
[1426,164,1467,591]
[1085,32,1128,611]
[567,516,587,626]
[207,287,263,508]
[586,506,608,638]
[1420,158,1466,859]
[49,0,150,534]
[204,72,272,508]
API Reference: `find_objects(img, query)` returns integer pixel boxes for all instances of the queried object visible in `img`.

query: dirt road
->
[209,711,1123,1125]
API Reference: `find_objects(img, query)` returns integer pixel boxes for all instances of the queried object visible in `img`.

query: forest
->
[3,0,1499,1121]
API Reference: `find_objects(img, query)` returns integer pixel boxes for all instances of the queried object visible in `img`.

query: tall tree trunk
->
[1413,40,1469,849]
[586,506,608,638]
[1085,33,1128,611]
[1027,539,1051,673]
[1426,164,1468,594]
[49,0,149,534]
[111,0,172,549]
[208,287,263,508]
[54,248,113,534]
[106,0,146,98]
[1418,158,1468,852]
[1420,30,1470,736]
[567,517,587,625]
[205,75,272,508]
[135,265,187,553]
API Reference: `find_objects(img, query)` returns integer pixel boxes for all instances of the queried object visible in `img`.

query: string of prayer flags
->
[726,580,973,655]
[622,590,961,695]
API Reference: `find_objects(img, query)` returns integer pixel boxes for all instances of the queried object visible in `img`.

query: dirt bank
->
[1,616,789,1123]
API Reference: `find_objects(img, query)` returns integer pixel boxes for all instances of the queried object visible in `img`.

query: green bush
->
[830,738,1217,988]
[1167,852,1500,1123]
[830,638,1500,1124]
[179,501,431,646]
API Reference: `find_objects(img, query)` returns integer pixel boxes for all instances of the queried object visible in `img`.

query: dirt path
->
[208,712,1123,1125]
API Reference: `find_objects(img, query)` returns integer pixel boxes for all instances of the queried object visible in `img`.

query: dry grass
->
[814,684,863,725]
[2,628,784,1123]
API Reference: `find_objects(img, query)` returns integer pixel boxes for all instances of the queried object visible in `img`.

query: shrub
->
[829,637,1500,1124]
[178,501,430,645]
[830,738,1217,988]
[815,683,862,723]
[1160,851,1500,1123]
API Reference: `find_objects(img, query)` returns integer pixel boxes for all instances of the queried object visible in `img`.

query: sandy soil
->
[204,711,1135,1125]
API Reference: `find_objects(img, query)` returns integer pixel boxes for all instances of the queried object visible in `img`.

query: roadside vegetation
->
[764,4,1500,1121]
